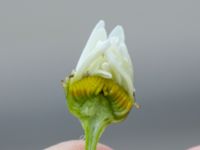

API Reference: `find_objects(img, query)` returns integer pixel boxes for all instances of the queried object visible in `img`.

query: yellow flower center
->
[68,76,135,119]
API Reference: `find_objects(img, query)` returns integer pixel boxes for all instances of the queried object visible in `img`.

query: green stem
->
[78,96,113,150]
[82,118,107,150]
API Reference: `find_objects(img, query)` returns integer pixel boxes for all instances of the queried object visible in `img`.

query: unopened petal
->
[76,20,107,71]
[119,43,134,81]
[105,48,135,96]
[109,25,125,42]
[93,69,112,79]
[75,41,110,79]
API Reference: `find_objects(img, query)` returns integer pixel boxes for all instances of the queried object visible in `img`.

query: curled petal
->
[105,48,135,96]
[76,20,107,72]
[75,40,110,80]
[119,43,134,81]
[93,70,112,78]
[109,25,125,42]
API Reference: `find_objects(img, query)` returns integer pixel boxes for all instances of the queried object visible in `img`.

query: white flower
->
[72,20,135,97]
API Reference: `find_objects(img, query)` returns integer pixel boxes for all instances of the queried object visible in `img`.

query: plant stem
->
[79,96,112,150]
[82,118,107,150]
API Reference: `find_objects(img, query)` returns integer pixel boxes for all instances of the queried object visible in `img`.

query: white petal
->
[93,70,112,78]
[109,25,125,42]
[119,43,134,80]
[105,48,134,95]
[101,62,110,71]
[75,40,110,79]
[86,55,104,74]
[76,20,107,71]
[109,37,120,47]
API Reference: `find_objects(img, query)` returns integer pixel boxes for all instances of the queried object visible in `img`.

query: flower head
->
[62,20,138,150]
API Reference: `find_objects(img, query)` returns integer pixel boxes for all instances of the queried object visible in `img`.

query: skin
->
[45,140,112,150]
[188,146,200,150]
[45,141,200,150]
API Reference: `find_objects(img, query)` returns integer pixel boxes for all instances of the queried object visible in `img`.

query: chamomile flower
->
[62,20,139,150]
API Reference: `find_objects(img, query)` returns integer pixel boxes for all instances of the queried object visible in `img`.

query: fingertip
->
[188,145,200,150]
[45,140,112,150]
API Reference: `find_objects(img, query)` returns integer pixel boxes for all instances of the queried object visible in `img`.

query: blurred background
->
[0,0,200,150]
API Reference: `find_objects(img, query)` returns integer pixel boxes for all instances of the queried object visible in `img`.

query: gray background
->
[0,0,200,150]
